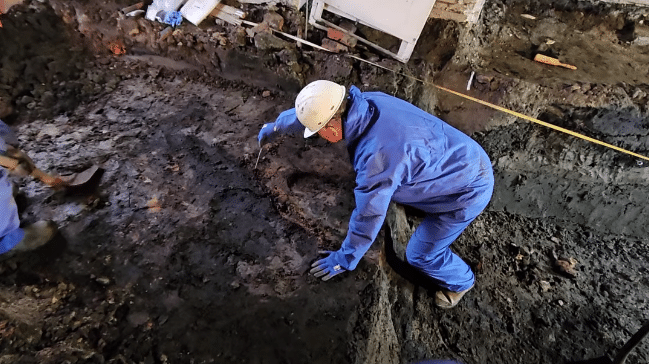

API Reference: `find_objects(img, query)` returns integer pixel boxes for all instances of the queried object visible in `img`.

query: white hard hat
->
[295,80,346,138]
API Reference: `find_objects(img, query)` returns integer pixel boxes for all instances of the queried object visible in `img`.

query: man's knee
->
[405,247,423,268]
[405,244,439,269]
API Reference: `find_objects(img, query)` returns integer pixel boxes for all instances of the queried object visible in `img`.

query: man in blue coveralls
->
[0,120,58,256]
[258,80,494,308]
[1,1,58,256]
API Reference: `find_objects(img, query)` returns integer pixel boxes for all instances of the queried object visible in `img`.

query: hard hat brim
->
[304,127,318,138]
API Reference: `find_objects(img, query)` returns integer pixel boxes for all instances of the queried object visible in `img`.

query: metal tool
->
[254,147,263,169]
[0,155,101,189]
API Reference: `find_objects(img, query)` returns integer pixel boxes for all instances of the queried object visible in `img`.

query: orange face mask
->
[317,115,343,143]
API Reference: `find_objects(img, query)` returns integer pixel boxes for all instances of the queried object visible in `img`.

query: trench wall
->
[602,0,649,5]
[429,0,649,24]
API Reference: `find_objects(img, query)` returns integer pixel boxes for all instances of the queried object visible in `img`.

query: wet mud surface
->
[0,0,648,363]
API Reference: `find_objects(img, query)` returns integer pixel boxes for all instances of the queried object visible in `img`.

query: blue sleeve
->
[0,120,11,153]
[333,150,405,270]
[273,108,306,136]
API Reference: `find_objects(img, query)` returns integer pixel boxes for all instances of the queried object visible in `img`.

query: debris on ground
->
[246,11,284,36]
[326,22,358,48]
[554,257,579,278]
[180,0,221,26]
[145,0,184,24]
[321,37,348,53]
[534,53,577,70]
[210,3,247,26]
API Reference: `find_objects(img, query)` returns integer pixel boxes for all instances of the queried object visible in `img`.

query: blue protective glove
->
[257,109,305,146]
[310,250,347,281]
[258,123,277,146]
[163,11,183,27]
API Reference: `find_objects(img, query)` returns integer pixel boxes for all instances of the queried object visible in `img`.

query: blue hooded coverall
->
[272,86,494,292]
[0,120,24,254]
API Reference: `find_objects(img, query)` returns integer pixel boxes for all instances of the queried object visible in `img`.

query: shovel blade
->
[58,165,101,187]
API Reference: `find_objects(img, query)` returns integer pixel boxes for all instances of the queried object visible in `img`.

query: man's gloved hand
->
[4,146,35,178]
[257,123,278,146]
[310,250,347,281]
[257,109,305,146]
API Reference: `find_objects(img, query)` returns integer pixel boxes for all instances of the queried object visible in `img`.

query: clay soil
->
[0,0,648,363]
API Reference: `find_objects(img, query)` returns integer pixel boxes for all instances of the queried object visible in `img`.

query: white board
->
[323,0,436,42]
[181,0,222,26]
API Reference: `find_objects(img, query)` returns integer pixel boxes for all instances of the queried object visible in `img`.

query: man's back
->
[346,89,493,213]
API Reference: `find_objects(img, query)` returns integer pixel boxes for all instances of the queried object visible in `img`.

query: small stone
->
[262,90,271,97]
[632,89,647,99]
[98,139,114,150]
[118,18,140,35]
[327,27,357,47]
[35,124,60,141]
[233,28,247,47]
[253,32,291,51]
[41,91,56,107]
[262,12,284,31]
[634,24,649,46]
[321,38,348,53]
[0,93,13,118]
[554,257,578,278]
[476,74,493,84]
[539,280,551,292]
[20,95,34,105]
[96,277,111,285]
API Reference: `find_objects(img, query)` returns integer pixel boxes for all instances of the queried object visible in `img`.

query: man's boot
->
[434,284,474,309]
[11,220,58,252]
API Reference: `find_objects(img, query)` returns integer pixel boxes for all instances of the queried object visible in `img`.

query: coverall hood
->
[343,86,377,153]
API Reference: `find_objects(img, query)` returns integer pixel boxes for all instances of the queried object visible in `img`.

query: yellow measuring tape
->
[256,22,649,162]
[346,54,649,162]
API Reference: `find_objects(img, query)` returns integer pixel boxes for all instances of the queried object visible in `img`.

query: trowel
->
[0,155,101,189]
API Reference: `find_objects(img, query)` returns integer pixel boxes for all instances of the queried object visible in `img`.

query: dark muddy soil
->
[0,1,648,364]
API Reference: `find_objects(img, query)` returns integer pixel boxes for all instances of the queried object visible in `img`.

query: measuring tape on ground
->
[346,54,649,163]
[244,20,649,163]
